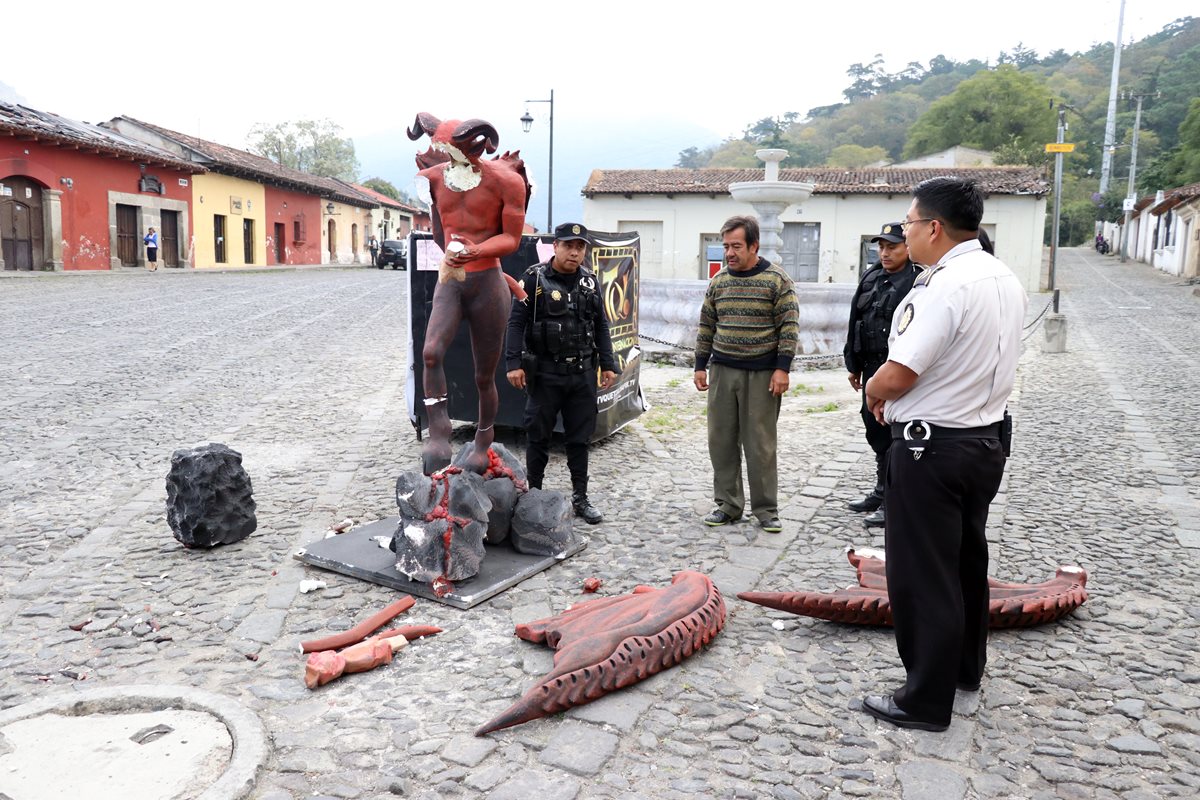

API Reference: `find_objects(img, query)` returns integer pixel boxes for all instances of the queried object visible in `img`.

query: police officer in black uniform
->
[505,223,618,524]
[844,222,921,529]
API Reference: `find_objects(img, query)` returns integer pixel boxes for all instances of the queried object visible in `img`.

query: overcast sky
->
[3,0,1193,222]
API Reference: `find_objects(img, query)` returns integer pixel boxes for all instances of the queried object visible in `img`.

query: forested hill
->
[677,16,1200,198]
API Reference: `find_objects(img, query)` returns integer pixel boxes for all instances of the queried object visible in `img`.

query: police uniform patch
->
[551,289,562,301]
[572,225,581,235]
[885,225,897,235]
[897,303,915,335]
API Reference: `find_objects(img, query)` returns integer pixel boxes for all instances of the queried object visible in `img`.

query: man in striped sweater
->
[693,215,799,533]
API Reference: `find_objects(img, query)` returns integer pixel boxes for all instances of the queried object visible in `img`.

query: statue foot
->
[463,446,490,475]
[421,441,452,476]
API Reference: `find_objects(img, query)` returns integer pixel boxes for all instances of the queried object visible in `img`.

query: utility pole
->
[1120,90,1157,262]
[1099,0,1125,195]
[1048,104,1068,293]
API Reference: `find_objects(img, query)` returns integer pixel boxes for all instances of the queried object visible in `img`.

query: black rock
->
[392,470,489,583]
[510,489,576,557]
[482,479,518,544]
[395,470,441,519]
[165,443,257,548]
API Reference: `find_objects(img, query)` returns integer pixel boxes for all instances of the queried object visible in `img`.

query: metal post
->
[1099,0,1125,195]
[547,89,554,233]
[1120,92,1150,262]
[1048,105,1066,292]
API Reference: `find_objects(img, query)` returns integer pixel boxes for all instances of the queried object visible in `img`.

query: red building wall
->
[0,140,192,270]
[262,186,322,265]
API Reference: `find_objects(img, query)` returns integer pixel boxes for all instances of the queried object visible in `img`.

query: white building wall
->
[585,192,1047,292]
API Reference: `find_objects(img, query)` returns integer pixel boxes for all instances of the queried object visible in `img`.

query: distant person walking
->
[693,215,798,534]
[368,235,380,266]
[144,227,158,271]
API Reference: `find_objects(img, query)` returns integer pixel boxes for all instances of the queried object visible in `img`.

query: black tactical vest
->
[852,262,918,358]
[527,263,600,360]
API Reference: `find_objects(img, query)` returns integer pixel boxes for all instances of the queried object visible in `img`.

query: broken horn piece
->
[303,636,406,689]
[475,570,725,736]
[300,595,414,653]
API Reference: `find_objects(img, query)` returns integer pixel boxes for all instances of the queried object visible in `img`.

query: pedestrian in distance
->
[368,234,379,266]
[144,227,158,271]
[505,222,618,524]
[844,222,921,530]
[862,177,1027,732]
[694,215,798,534]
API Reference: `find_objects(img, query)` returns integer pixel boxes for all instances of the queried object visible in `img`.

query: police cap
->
[870,222,905,244]
[553,222,590,242]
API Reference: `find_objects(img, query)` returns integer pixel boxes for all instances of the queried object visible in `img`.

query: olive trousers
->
[706,363,781,522]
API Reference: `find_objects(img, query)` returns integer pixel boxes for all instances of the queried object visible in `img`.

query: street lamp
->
[520,89,554,232]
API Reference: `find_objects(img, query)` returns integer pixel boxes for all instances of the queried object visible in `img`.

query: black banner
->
[405,230,644,441]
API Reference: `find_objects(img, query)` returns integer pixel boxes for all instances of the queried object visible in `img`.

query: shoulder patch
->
[897,303,915,335]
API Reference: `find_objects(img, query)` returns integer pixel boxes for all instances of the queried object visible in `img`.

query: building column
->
[44,188,64,270]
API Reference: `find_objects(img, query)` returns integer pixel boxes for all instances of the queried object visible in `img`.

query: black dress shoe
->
[572,494,603,525]
[848,492,883,513]
[957,680,981,692]
[861,694,949,732]
[863,508,885,528]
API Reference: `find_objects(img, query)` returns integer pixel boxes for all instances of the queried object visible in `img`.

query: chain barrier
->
[1020,296,1056,342]
[637,334,843,365]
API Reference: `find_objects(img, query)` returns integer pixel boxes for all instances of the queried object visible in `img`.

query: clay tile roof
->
[1149,181,1200,215]
[0,101,201,172]
[583,166,1049,197]
[117,117,376,207]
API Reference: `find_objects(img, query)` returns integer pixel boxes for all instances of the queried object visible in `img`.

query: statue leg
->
[421,280,466,474]
[461,270,511,473]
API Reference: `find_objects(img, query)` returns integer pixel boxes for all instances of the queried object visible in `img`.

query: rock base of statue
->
[391,443,576,595]
[165,442,257,548]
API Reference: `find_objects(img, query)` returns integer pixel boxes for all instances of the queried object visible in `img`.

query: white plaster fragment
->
[404,524,428,548]
[298,580,327,594]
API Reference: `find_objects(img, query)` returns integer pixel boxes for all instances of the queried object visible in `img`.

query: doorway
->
[243,218,255,264]
[161,210,180,267]
[1,177,46,270]
[214,215,227,263]
[781,222,820,282]
[116,203,139,266]
[274,222,285,264]
[327,219,336,261]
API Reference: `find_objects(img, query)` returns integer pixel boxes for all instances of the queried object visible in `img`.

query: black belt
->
[537,355,594,374]
[891,421,1001,440]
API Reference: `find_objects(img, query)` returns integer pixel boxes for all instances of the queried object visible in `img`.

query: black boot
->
[863,507,885,528]
[848,490,883,513]
[572,492,603,525]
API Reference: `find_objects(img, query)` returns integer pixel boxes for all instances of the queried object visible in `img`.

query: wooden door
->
[327,219,336,260]
[781,222,820,282]
[1,177,45,270]
[160,210,179,267]
[116,203,139,266]
[274,222,285,264]
[243,218,254,264]
[214,215,226,263]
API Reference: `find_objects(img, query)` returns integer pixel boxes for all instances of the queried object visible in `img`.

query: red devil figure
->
[407,113,530,475]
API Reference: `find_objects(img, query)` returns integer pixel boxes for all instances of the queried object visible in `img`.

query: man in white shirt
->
[862,177,1027,732]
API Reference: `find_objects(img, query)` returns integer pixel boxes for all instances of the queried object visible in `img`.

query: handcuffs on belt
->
[901,420,932,461]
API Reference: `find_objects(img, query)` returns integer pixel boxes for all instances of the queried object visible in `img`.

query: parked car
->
[377,239,407,269]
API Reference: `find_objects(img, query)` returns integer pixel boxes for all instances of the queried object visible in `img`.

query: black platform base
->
[293,517,586,610]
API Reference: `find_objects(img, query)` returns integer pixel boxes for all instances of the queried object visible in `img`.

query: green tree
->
[825,144,889,168]
[247,119,360,181]
[707,140,761,167]
[903,65,1056,159]
[362,177,400,200]
[676,146,715,168]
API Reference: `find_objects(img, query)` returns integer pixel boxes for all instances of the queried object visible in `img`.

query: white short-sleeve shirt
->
[883,239,1028,427]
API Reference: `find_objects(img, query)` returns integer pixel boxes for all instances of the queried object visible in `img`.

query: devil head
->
[408,113,500,169]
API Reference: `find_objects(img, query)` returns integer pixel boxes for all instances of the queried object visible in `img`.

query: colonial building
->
[582,166,1049,291]
[1,101,198,271]
[1126,182,1200,279]
[103,117,376,267]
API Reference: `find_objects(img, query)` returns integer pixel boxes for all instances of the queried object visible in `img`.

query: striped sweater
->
[695,258,799,372]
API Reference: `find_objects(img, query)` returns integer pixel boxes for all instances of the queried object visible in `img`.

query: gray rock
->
[1107,734,1161,754]
[392,470,488,583]
[395,471,440,519]
[511,489,576,557]
[482,479,518,545]
[896,760,967,800]
[165,442,257,547]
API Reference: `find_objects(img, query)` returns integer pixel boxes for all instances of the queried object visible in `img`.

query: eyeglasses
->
[900,218,936,232]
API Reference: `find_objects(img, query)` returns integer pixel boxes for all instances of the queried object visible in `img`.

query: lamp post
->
[520,89,554,232]
[1119,90,1158,262]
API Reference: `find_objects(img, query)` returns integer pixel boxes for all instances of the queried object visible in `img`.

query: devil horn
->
[407,112,441,141]
[452,119,500,156]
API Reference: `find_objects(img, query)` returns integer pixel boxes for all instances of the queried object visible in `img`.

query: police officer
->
[862,177,1026,732]
[844,222,921,529]
[505,223,618,524]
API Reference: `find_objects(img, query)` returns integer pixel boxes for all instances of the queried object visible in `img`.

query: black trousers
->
[523,369,598,493]
[860,362,890,492]
[884,436,1005,723]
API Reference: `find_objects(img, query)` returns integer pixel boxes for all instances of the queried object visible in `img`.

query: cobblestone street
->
[1,250,1198,800]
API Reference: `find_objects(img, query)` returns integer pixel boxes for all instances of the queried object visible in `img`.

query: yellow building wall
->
[322,202,372,264]
[191,174,268,268]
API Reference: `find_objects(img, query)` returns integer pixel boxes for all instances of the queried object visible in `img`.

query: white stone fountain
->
[728,149,815,265]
